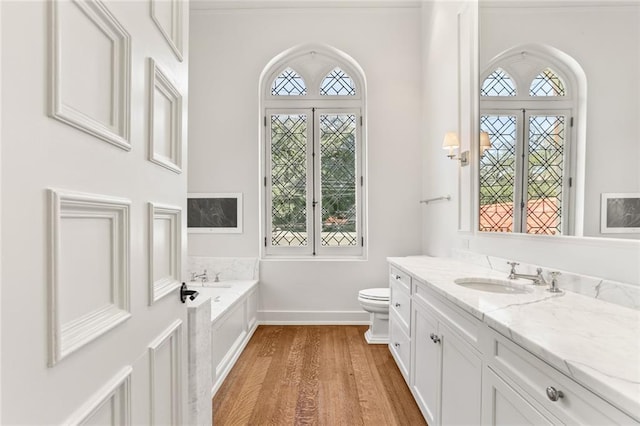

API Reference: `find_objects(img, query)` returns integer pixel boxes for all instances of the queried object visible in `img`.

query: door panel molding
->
[148,202,182,304]
[148,58,183,173]
[64,366,132,425]
[49,0,131,150]
[48,189,131,366]
[149,320,183,425]
[150,0,184,62]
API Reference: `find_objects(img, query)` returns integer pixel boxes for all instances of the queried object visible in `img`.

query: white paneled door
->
[1,0,189,424]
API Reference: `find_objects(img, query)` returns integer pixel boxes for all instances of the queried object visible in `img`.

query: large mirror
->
[478,1,640,239]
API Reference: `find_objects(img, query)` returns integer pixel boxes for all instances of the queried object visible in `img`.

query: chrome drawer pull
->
[394,274,401,280]
[429,333,441,344]
[395,303,401,308]
[394,342,400,347]
[546,386,564,402]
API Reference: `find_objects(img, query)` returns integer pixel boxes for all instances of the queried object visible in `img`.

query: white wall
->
[480,4,640,239]
[421,1,470,257]
[421,2,640,286]
[188,5,423,320]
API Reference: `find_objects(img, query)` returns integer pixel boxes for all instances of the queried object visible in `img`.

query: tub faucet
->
[507,262,547,286]
[191,269,209,283]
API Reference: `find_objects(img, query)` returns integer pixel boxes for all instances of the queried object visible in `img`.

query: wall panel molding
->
[49,0,131,150]
[151,0,184,61]
[64,366,132,425]
[148,202,182,304]
[48,189,131,366]
[149,58,183,173]
[149,320,183,425]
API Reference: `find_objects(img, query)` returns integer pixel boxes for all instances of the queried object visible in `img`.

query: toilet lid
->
[359,288,390,301]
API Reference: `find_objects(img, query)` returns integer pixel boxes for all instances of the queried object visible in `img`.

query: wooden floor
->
[212,325,427,426]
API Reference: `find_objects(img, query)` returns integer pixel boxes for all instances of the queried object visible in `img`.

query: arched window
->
[479,48,581,236]
[260,46,366,258]
[271,68,307,96]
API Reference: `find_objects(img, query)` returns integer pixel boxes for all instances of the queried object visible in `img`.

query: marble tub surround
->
[452,249,640,310]
[187,280,258,322]
[187,294,212,426]
[187,256,259,281]
[388,255,640,421]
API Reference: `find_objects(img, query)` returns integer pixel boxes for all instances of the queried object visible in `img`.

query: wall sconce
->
[442,132,469,166]
[480,131,492,157]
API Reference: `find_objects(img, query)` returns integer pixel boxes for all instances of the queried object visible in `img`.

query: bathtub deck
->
[212,325,426,425]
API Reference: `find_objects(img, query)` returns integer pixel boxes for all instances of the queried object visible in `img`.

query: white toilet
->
[358,288,390,344]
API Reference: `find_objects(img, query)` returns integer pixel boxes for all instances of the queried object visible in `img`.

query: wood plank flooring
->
[213,325,427,426]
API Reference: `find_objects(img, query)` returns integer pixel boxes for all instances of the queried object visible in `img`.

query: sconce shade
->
[442,132,460,150]
[480,131,491,149]
[480,131,491,156]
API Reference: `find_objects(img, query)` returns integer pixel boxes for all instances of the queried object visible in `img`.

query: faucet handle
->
[547,271,562,293]
[507,261,519,268]
[507,261,519,278]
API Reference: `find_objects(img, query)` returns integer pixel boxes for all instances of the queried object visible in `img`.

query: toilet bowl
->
[358,288,390,344]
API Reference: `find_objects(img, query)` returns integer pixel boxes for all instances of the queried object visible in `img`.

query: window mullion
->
[311,107,319,256]
[513,110,526,233]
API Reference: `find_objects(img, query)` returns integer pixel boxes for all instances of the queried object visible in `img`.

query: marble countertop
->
[387,256,640,421]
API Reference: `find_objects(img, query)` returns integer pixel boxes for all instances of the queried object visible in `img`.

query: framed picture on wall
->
[600,193,640,234]
[187,193,243,233]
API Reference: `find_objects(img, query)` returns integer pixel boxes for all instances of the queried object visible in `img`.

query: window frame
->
[260,51,366,259]
[480,61,576,236]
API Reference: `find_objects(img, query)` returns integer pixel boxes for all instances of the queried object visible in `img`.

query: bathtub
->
[187,280,259,399]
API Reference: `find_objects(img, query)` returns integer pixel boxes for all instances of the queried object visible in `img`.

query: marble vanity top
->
[387,255,640,421]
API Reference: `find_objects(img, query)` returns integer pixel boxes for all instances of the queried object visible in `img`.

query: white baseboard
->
[258,310,369,325]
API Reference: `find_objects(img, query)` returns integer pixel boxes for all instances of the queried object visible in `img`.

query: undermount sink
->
[454,277,531,294]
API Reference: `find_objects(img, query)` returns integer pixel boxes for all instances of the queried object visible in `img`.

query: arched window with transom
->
[260,46,366,258]
[479,48,580,236]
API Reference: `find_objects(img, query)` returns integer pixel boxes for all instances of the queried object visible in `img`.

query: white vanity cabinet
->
[483,329,637,425]
[387,259,639,425]
[411,278,482,426]
[389,266,412,381]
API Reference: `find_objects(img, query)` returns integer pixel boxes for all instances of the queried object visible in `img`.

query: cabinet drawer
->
[489,330,636,425]
[414,279,481,350]
[389,310,411,381]
[390,279,411,333]
[389,266,411,293]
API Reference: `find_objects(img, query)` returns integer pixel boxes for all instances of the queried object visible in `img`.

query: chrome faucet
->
[507,262,547,285]
[191,269,209,283]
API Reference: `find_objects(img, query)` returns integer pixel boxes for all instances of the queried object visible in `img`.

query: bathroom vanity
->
[387,256,640,425]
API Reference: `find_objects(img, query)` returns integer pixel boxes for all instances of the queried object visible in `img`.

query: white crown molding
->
[148,203,182,305]
[149,58,183,174]
[48,189,131,366]
[191,0,422,10]
[151,0,184,61]
[480,0,639,8]
[149,320,183,425]
[49,0,131,150]
[63,366,132,425]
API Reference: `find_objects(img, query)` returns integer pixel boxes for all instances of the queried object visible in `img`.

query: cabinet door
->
[483,368,557,425]
[440,322,482,425]
[412,304,440,426]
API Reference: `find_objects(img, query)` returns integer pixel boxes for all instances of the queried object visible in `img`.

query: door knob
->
[180,283,199,303]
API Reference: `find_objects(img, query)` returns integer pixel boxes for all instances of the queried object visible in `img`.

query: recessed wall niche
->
[48,189,131,366]
[148,202,182,304]
[49,0,131,150]
[149,58,183,173]
[150,0,184,61]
